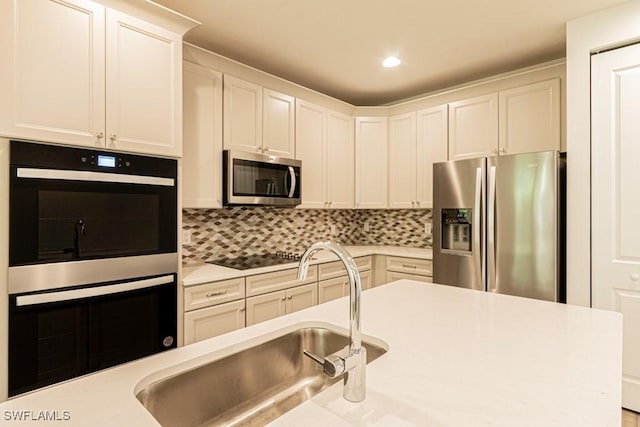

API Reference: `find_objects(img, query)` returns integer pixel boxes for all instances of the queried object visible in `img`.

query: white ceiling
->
[154,0,627,106]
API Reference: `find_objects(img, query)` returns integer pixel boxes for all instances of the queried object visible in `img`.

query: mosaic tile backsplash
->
[182,207,433,264]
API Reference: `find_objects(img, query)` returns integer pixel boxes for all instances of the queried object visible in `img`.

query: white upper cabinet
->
[0,0,106,146]
[448,93,499,160]
[223,75,295,158]
[263,88,295,157]
[448,79,561,160]
[416,105,448,208]
[182,61,223,208]
[223,75,263,153]
[295,99,354,209]
[498,78,560,155]
[388,106,447,209]
[0,0,183,157]
[355,116,388,209]
[326,110,354,209]
[105,9,182,157]
[388,112,417,209]
[295,99,326,208]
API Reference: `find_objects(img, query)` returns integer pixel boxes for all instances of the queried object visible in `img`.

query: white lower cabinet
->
[318,270,371,304]
[246,283,318,326]
[384,256,433,284]
[184,300,246,345]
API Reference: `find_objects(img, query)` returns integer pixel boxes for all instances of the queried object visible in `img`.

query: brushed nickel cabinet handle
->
[206,290,227,298]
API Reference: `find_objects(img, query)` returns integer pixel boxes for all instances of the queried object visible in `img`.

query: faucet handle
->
[303,350,345,378]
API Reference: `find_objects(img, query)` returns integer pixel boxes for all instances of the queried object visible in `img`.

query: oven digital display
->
[97,155,116,168]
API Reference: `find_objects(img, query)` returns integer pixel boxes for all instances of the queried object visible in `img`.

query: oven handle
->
[15,275,174,307]
[16,168,175,187]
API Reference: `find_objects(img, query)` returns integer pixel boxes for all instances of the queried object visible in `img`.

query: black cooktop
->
[206,252,301,270]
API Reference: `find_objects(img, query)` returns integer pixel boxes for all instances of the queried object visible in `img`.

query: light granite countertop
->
[0,280,621,426]
[182,245,432,287]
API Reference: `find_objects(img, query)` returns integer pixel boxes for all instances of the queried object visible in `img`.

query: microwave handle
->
[287,166,296,198]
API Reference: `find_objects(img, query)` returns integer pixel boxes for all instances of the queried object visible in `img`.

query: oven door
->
[223,150,301,206]
[8,274,177,397]
[9,166,177,266]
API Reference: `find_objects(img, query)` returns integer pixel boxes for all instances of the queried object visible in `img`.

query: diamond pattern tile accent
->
[182,207,433,264]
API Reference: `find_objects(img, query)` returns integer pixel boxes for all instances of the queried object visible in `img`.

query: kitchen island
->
[0,280,621,426]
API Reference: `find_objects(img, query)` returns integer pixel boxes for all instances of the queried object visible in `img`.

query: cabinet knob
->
[256,147,262,152]
[499,147,506,154]
[264,146,270,152]
[240,307,245,312]
[631,273,640,282]
[96,132,104,139]
[287,296,292,300]
[110,134,117,142]
[416,201,420,207]
[491,148,498,154]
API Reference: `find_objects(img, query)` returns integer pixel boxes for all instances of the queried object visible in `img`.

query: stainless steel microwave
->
[223,150,301,206]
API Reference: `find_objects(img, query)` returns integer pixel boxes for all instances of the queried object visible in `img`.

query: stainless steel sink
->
[135,327,387,427]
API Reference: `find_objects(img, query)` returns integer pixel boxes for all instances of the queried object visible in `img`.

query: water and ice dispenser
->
[441,208,472,253]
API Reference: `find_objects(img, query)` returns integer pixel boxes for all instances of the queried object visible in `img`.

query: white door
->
[448,93,498,160]
[263,88,295,157]
[285,284,318,314]
[182,61,223,208]
[106,9,181,156]
[592,43,640,412]
[223,75,263,153]
[416,105,448,208]
[0,0,105,147]
[355,116,388,209]
[295,100,326,208]
[388,112,417,209]
[326,110,355,209]
[183,300,246,345]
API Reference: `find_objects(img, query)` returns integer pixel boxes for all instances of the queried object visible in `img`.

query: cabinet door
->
[246,291,286,326]
[326,110,355,209]
[498,79,560,155]
[182,61,223,208]
[295,99,327,208]
[223,75,263,153]
[263,88,295,157]
[184,300,246,345]
[0,0,105,146]
[105,9,182,157]
[285,284,318,314]
[388,112,417,209]
[318,277,347,304]
[416,105,448,208]
[448,93,498,160]
[355,116,388,209]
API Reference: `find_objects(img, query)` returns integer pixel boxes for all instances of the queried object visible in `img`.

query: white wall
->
[566,0,640,307]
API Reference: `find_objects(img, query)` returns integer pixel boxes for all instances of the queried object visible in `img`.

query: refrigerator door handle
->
[487,165,497,292]
[473,167,483,290]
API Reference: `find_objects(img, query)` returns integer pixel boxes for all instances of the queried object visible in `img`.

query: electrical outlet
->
[363,221,370,232]
[330,224,337,235]
[182,229,192,244]
[424,222,432,235]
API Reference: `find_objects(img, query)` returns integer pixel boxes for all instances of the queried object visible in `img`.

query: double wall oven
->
[7,141,178,396]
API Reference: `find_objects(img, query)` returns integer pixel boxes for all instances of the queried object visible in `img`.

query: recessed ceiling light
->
[382,56,401,68]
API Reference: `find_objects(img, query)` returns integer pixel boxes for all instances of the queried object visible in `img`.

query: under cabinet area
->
[385,256,433,283]
[0,0,186,157]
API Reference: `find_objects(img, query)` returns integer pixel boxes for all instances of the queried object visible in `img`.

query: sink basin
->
[135,326,387,426]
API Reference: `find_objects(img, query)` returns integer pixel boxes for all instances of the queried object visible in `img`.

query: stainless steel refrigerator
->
[432,150,565,302]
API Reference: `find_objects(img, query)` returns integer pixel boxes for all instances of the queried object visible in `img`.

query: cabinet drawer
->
[184,299,246,345]
[246,266,317,297]
[386,256,432,276]
[386,270,433,284]
[318,256,372,281]
[184,277,245,312]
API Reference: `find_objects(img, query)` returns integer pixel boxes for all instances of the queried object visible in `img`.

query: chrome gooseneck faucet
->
[297,241,366,402]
